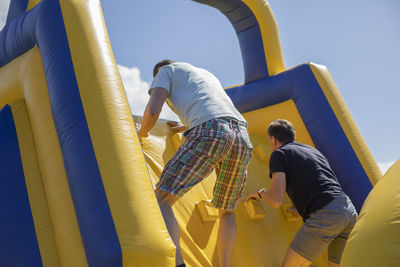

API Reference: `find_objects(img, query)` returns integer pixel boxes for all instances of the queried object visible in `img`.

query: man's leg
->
[155,188,184,266]
[327,196,358,267]
[217,209,237,267]
[282,245,339,267]
[282,247,311,267]
[212,120,252,267]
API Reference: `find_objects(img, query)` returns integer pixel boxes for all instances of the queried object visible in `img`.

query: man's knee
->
[155,187,179,206]
[282,247,311,267]
[219,209,235,217]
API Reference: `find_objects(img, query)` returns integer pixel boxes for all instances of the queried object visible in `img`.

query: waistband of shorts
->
[219,117,248,127]
[184,117,247,136]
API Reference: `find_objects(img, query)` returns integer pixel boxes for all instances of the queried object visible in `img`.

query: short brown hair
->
[153,59,175,77]
[267,119,296,143]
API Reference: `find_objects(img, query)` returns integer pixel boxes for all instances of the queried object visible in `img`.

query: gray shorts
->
[290,195,358,264]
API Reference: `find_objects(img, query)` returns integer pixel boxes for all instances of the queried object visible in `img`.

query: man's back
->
[150,62,244,129]
[269,142,345,220]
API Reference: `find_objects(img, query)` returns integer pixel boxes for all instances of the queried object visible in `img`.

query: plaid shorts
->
[157,117,253,210]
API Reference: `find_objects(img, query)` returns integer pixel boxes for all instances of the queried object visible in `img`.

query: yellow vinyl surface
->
[1,47,88,266]
[0,0,392,266]
[134,100,332,267]
[242,0,285,75]
[59,0,175,265]
[341,159,400,267]
[310,63,381,185]
[11,100,61,267]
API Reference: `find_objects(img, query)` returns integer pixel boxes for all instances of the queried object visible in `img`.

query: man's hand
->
[287,204,299,216]
[137,129,149,139]
[167,120,187,133]
[135,122,149,139]
[246,189,261,202]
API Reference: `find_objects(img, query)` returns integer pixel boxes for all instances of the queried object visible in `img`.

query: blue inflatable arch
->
[194,0,380,212]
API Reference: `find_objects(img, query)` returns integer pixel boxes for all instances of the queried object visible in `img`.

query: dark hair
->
[153,59,175,77]
[267,119,296,143]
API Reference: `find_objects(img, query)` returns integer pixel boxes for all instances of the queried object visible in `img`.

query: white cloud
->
[378,161,395,176]
[0,0,10,30]
[117,64,179,121]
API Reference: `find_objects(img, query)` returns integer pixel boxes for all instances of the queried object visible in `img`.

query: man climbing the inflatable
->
[137,60,253,267]
[247,119,358,267]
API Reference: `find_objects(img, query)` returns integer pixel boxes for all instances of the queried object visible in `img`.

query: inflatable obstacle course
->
[0,0,395,266]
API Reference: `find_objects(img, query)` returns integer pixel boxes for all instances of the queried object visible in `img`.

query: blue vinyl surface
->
[1,0,123,266]
[226,64,372,211]
[36,1,122,266]
[0,1,372,262]
[5,0,28,23]
[0,105,43,267]
[0,2,38,67]
[193,0,268,83]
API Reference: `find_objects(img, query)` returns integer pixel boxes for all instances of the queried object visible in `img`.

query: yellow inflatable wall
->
[0,0,391,266]
[341,159,400,267]
[0,0,174,266]
[136,102,325,266]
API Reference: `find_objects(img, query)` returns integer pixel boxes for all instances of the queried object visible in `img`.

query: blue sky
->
[0,0,398,172]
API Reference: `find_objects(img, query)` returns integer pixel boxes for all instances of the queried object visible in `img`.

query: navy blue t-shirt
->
[269,141,345,220]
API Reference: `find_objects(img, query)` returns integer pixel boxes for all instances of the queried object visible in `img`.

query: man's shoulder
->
[270,148,286,161]
[167,62,192,70]
[277,141,298,151]
[277,142,318,156]
[284,141,314,150]
[284,142,327,162]
[161,62,198,77]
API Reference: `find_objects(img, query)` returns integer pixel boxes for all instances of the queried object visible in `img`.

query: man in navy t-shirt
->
[246,119,358,267]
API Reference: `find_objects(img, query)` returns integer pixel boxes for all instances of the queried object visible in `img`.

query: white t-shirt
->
[149,62,246,130]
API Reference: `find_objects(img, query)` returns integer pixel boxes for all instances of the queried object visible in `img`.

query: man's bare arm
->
[138,87,168,138]
[246,172,286,208]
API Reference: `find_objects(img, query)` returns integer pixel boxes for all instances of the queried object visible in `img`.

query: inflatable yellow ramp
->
[1,0,392,266]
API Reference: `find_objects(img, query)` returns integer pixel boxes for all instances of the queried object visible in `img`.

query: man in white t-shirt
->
[137,60,253,267]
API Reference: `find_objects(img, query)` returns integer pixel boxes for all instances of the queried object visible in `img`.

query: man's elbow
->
[148,107,161,117]
[269,196,284,208]
[149,110,160,117]
[270,200,282,209]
